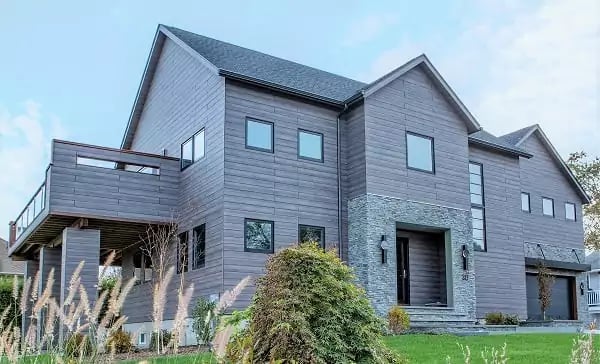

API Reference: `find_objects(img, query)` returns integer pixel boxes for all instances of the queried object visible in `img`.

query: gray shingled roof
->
[499,125,538,146]
[469,130,532,157]
[164,26,366,103]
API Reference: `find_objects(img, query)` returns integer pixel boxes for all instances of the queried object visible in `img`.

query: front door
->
[396,237,410,305]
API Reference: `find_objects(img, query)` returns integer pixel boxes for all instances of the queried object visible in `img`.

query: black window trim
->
[542,196,555,217]
[180,128,206,170]
[521,192,531,213]
[192,223,206,270]
[406,131,435,174]
[297,129,324,163]
[177,231,189,274]
[298,224,326,249]
[469,161,487,252]
[245,117,274,153]
[244,218,275,254]
[565,202,577,221]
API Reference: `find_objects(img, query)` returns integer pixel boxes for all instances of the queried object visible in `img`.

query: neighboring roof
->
[0,238,24,275]
[468,129,532,158]
[500,124,591,204]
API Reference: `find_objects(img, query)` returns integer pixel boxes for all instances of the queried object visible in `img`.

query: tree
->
[567,151,600,250]
[537,262,555,321]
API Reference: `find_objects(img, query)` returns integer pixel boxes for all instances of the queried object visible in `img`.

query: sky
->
[0,0,598,240]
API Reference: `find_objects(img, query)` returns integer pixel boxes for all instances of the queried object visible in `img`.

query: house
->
[586,252,600,321]
[6,25,590,343]
[0,238,23,276]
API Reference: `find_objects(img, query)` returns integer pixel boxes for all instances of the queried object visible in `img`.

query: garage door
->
[526,273,575,320]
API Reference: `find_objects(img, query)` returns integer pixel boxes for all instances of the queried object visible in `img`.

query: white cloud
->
[357,0,600,157]
[343,14,399,47]
[0,101,67,241]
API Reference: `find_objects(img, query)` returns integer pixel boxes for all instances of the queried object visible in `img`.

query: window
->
[299,225,325,249]
[298,130,323,162]
[406,132,434,173]
[139,333,147,345]
[177,231,189,273]
[244,219,274,253]
[521,192,531,212]
[143,251,153,282]
[246,118,274,152]
[565,202,576,221]
[180,129,205,170]
[133,251,142,282]
[542,197,555,217]
[469,162,486,251]
[192,224,206,269]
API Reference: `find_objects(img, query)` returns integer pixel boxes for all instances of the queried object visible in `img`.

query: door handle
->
[403,269,407,279]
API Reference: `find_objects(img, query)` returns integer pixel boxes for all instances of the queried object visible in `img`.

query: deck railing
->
[11,181,47,245]
[588,290,600,306]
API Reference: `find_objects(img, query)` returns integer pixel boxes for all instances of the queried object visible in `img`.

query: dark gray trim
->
[245,117,274,153]
[297,129,324,163]
[525,257,591,272]
[521,192,531,213]
[565,202,576,221]
[405,131,435,174]
[468,137,533,158]
[298,224,325,249]
[244,218,274,254]
[542,196,555,217]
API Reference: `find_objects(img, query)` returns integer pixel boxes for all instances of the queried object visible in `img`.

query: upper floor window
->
[246,118,273,153]
[469,162,486,252]
[177,231,189,273]
[180,129,205,170]
[521,192,531,212]
[565,202,576,221]
[299,225,325,249]
[298,129,323,162]
[244,218,274,253]
[542,197,555,217]
[192,224,206,269]
[406,132,434,173]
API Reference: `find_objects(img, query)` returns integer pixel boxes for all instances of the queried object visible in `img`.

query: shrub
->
[226,243,404,363]
[64,333,92,358]
[150,329,173,352]
[503,314,520,326]
[106,329,134,354]
[388,306,410,334]
[0,276,22,329]
[191,296,217,344]
[98,275,118,324]
[485,312,504,325]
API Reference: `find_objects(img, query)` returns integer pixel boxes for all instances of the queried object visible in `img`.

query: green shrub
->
[0,276,22,329]
[150,329,173,352]
[191,296,217,344]
[64,333,92,358]
[503,314,520,325]
[388,306,410,334]
[106,329,134,353]
[226,243,404,363]
[98,275,118,324]
[485,312,504,325]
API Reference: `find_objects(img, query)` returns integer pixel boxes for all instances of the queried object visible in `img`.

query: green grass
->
[118,352,214,364]
[384,333,596,364]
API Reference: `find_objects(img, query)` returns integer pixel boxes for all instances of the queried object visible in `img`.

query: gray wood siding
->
[519,134,585,249]
[222,80,341,308]
[124,37,225,322]
[363,66,471,210]
[469,146,527,318]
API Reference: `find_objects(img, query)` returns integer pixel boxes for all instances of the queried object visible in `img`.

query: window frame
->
[177,231,189,274]
[192,224,206,269]
[565,202,576,221]
[298,224,326,249]
[542,197,555,217]
[297,129,324,163]
[180,128,206,170]
[405,131,435,174]
[521,192,531,213]
[244,218,275,254]
[245,117,274,153]
[469,161,487,252]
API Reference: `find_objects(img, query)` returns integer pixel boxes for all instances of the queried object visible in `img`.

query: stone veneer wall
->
[348,193,476,318]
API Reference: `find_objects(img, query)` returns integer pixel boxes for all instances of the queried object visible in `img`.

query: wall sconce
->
[380,235,390,264]
[461,244,470,271]
[580,282,585,296]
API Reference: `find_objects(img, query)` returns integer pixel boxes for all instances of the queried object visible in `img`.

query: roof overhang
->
[468,136,533,158]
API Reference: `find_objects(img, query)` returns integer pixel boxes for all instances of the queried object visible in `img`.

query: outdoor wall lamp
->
[580,282,585,296]
[461,244,470,271]
[380,235,390,264]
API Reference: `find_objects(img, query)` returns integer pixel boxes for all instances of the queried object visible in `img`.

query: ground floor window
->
[177,231,189,273]
[244,218,274,253]
[298,225,325,248]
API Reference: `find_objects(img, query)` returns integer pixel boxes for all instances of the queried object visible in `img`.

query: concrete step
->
[410,318,478,326]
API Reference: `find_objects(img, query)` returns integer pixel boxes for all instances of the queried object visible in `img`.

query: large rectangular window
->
[244,218,274,253]
[406,132,434,173]
[177,231,189,274]
[181,129,205,170]
[246,118,274,153]
[469,162,486,251]
[298,225,325,249]
[192,224,206,269]
[565,202,576,221]
[298,129,323,162]
[521,192,531,212]
[542,197,555,217]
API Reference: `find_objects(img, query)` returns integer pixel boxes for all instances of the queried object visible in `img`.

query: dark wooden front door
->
[396,237,410,305]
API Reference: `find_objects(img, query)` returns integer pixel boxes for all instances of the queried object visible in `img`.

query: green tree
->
[567,151,600,250]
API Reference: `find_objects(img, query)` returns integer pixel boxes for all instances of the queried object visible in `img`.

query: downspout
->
[336,103,349,260]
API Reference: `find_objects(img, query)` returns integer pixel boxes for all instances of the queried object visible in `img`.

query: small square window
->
[298,130,323,162]
[521,193,531,212]
[299,225,325,249]
[177,231,189,273]
[139,333,147,345]
[181,137,193,170]
[246,118,274,153]
[193,129,205,162]
[192,224,206,269]
[244,219,274,253]
[565,202,576,221]
[542,197,554,217]
[406,132,434,173]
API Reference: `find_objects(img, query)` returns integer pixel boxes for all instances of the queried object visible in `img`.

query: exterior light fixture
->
[461,244,470,271]
[380,235,389,264]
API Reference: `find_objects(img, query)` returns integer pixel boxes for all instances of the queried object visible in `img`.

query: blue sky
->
[0,0,598,238]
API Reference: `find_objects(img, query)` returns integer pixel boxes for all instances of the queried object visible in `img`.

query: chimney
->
[8,222,16,247]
